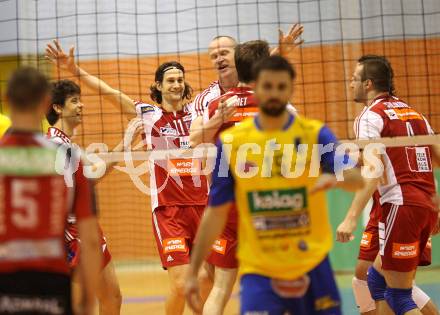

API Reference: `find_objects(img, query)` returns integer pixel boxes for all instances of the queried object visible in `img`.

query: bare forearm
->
[345,177,378,221]
[335,168,364,192]
[189,205,229,275]
[75,66,136,118]
[190,116,224,147]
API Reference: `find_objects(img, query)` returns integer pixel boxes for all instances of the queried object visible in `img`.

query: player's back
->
[356,95,435,207]
[0,130,71,274]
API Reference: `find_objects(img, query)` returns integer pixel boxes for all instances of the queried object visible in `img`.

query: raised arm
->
[270,23,304,57]
[46,40,136,119]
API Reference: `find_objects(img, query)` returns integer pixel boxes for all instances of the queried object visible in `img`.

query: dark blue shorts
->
[240,257,341,315]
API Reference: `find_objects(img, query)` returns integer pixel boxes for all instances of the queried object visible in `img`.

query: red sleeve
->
[193,90,210,117]
[72,162,96,221]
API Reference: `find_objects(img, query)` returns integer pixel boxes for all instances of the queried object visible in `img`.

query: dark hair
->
[7,67,51,111]
[253,55,296,81]
[358,55,395,95]
[46,80,81,125]
[234,40,270,83]
[149,61,192,104]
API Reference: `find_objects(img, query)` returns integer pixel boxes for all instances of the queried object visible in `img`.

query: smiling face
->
[157,68,185,104]
[58,93,83,127]
[208,37,236,80]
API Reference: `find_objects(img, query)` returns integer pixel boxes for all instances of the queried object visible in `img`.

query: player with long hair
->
[46,40,210,315]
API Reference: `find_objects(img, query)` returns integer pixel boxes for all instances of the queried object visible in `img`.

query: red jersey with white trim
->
[47,127,79,244]
[192,81,224,118]
[206,86,259,131]
[205,87,298,134]
[135,102,209,212]
[354,95,436,209]
[0,130,94,274]
[47,127,71,145]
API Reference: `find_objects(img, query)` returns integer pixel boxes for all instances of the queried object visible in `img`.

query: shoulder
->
[194,81,221,104]
[135,102,159,112]
[358,104,384,122]
[294,116,324,132]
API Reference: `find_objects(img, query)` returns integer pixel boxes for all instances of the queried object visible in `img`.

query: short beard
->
[260,103,286,117]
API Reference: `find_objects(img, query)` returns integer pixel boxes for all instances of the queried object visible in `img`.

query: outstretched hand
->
[45,39,78,74]
[271,23,304,56]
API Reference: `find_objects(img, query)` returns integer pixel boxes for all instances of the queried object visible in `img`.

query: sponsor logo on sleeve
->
[141,105,155,113]
[392,241,419,259]
[163,238,188,254]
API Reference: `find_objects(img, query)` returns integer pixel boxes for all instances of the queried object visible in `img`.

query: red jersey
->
[0,130,94,274]
[47,127,111,268]
[192,81,224,118]
[135,102,209,212]
[354,95,436,209]
[205,86,259,134]
[47,127,78,243]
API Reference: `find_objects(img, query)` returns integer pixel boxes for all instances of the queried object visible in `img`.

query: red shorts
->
[152,205,205,268]
[358,217,432,265]
[67,235,112,270]
[206,205,238,269]
[379,203,437,272]
[358,196,381,262]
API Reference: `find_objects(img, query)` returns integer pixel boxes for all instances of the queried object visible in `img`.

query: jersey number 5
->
[11,179,40,229]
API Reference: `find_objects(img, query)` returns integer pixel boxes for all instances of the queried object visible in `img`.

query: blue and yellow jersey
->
[0,114,11,138]
[209,113,341,280]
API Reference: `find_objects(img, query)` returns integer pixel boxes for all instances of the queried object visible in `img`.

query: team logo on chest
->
[160,123,178,136]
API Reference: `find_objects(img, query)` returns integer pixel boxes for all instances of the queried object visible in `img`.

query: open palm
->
[271,23,304,56]
[45,39,77,74]
[279,23,304,54]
